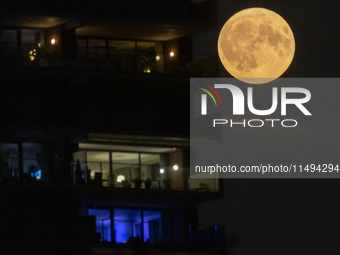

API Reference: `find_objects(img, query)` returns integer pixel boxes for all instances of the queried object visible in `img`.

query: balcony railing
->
[0,43,169,74]
[72,160,219,192]
[0,43,219,76]
[88,223,225,253]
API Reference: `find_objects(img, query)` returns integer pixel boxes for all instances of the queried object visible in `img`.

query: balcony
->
[0,42,218,77]
[0,181,224,254]
[88,224,225,255]
[0,0,218,78]
[72,160,219,193]
[1,44,163,72]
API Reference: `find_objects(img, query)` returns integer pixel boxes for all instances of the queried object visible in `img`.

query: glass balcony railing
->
[72,160,219,192]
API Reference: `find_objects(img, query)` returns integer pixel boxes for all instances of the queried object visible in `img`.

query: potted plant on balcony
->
[132,178,142,189]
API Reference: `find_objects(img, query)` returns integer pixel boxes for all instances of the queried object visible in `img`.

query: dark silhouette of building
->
[0,1,224,254]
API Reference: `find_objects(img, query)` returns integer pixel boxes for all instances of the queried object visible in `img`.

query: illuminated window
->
[143,211,161,243]
[112,152,139,186]
[88,209,111,242]
[0,143,19,179]
[114,209,141,243]
[23,143,49,181]
[86,151,110,185]
[0,143,48,181]
[114,209,161,244]
[116,175,125,182]
[140,153,160,183]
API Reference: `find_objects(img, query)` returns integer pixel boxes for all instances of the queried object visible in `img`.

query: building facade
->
[0,1,223,254]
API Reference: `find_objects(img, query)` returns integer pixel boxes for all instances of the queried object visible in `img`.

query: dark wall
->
[0,0,195,22]
[0,184,95,254]
[0,66,190,137]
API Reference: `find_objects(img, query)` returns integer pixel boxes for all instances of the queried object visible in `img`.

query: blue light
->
[87,209,162,244]
[88,209,111,242]
[143,223,150,242]
[115,222,131,243]
[31,170,41,180]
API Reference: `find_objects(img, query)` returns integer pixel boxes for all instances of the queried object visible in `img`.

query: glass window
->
[143,211,161,243]
[88,209,111,242]
[77,39,88,60]
[109,40,135,51]
[73,150,86,183]
[114,209,142,243]
[88,39,106,48]
[0,143,19,180]
[88,39,106,61]
[137,41,156,73]
[88,209,161,244]
[0,30,17,44]
[21,29,40,45]
[86,151,110,186]
[140,154,160,187]
[137,41,156,51]
[155,42,164,73]
[112,152,139,187]
[108,40,135,72]
[77,39,87,48]
[23,143,49,181]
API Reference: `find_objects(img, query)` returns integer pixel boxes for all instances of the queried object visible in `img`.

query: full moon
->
[218,8,295,84]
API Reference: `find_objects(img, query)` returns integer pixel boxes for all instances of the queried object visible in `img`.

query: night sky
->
[197,0,339,254]
[194,0,339,78]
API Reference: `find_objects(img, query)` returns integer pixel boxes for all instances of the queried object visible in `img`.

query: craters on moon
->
[218,8,295,84]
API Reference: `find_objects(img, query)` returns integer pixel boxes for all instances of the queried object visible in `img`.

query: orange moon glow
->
[218,8,295,84]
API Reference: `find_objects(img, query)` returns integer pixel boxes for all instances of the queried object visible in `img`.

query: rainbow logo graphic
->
[198,82,222,115]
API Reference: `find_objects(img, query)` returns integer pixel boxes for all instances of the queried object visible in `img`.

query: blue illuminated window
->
[114,209,141,243]
[88,209,111,242]
[88,208,161,244]
[114,209,161,244]
[143,211,161,244]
